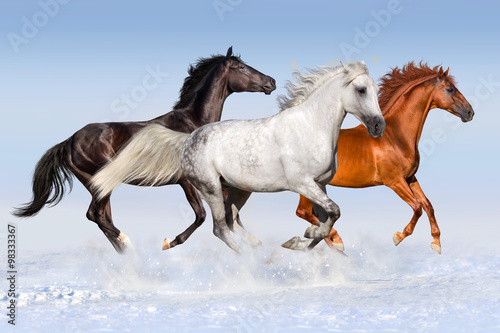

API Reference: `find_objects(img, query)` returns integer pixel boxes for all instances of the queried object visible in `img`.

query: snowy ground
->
[1,230,499,332]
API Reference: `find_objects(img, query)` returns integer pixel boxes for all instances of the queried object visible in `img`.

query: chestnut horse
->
[294,62,474,254]
[13,47,276,252]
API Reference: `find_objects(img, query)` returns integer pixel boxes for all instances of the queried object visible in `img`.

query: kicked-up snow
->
[1,231,499,332]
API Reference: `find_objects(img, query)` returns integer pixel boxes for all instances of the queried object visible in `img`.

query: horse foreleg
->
[282,183,340,251]
[387,179,423,248]
[296,194,344,251]
[162,178,206,250]
[407,176,441,254]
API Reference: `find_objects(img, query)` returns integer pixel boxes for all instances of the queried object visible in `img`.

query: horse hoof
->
[118,232,131,248]
[431,243,441,255]
[281,236,301,250]
[393,232,403,246]
[333,241,345,252]
[162,238,172,251]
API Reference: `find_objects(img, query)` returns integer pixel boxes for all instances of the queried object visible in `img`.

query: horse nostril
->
[375,123,380,133]
[468,110,472,117]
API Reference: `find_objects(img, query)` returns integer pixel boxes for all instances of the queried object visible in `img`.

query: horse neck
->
[158,66,231,126]
[384,79,436,149]
[187,68,231,126]
[297,78,346,143]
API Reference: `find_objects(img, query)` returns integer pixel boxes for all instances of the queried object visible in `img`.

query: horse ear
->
[361,60,366,65]
[225,46,233,59]
[340,60,348,72]
[438,66,444,79]
[444,67,449,76]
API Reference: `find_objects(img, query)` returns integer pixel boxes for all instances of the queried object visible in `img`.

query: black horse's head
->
[220,46,276,95]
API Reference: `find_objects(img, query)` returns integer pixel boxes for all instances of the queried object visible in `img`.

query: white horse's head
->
[340,61,385,138]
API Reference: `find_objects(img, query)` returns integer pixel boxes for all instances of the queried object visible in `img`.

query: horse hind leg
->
[86,195,131,253]
[67,156,130,253]
[388,179,423,249]
[408,176,441,254]
[197,181,240,253]
[224,187,262,248]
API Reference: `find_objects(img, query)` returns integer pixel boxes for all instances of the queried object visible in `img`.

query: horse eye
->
[357,87,366,95]
[239,65,245,69]
[446,87,454,93]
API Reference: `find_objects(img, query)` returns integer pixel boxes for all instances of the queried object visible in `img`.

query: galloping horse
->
[91,61,385,252]
[294,62,474,254]
[14,47,276,252]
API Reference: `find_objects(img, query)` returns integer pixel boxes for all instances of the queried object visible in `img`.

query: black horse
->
[13,47,276,252]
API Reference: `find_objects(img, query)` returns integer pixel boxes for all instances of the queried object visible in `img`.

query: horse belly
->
[220,158,289,192]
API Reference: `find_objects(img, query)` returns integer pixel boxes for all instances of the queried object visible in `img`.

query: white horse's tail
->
[90,124,189,200]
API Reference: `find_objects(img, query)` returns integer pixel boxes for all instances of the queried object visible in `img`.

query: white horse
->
[91,61,385,252]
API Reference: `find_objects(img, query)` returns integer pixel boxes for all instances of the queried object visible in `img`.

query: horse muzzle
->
[460,108,475,122]
[262,77,276,95]
[367,117,386,138]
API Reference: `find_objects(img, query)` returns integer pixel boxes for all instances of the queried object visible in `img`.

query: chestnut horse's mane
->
[378,61,456,114]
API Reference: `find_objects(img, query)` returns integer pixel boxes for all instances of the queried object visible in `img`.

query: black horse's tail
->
[13,140,74,217]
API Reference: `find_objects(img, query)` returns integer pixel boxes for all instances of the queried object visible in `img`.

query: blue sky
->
[1,0,499,251]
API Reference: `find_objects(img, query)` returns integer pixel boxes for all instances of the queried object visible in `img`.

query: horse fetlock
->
[304,225,318,239]
[304,225,330,239]
[213,226,223,239]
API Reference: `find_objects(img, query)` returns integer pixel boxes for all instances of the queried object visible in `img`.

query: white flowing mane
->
[277,61,368,111]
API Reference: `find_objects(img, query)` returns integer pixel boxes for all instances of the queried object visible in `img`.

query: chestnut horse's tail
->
[90,124,189,201]
[13,140,73,217]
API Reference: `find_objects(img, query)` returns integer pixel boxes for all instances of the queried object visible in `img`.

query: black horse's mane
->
[173,54,243,110]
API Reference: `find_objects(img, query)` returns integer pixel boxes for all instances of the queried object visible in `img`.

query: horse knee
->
[413,204,423,217]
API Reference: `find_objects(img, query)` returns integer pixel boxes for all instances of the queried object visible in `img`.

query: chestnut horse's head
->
[430,67,474,122]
